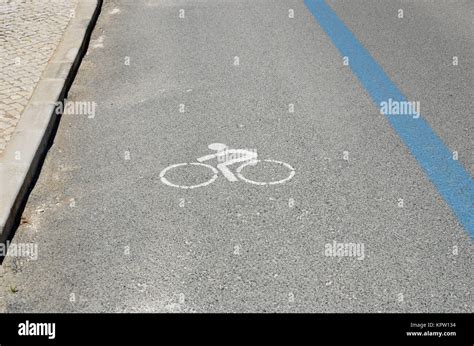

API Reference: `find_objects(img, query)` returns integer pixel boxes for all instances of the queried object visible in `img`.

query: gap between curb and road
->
[0,0,103,245]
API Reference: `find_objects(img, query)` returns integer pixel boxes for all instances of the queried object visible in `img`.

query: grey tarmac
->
[1,0,472,313]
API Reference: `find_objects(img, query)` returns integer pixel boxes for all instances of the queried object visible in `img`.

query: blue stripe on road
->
[304,0,473,238]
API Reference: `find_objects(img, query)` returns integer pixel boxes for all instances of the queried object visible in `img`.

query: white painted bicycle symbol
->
[159,143,295,189]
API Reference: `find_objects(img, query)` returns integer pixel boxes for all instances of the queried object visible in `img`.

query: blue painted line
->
[304,0,473,237]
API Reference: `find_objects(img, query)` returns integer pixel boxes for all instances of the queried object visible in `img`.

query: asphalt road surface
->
[2,0,472,313]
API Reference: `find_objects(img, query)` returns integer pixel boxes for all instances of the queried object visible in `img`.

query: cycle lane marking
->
[304,0,473,238]
[159,144,296,189]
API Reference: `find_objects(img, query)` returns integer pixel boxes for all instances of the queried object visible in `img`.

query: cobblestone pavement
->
[0,0,78,154]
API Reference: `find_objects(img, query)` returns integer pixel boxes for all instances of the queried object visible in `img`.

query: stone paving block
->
[0,0,79,154]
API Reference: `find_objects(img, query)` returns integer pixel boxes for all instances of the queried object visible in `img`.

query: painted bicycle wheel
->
[236,159,295,186]
[159,163,219,189]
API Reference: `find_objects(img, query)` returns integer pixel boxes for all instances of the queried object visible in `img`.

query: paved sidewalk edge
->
[0,0,102,244]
